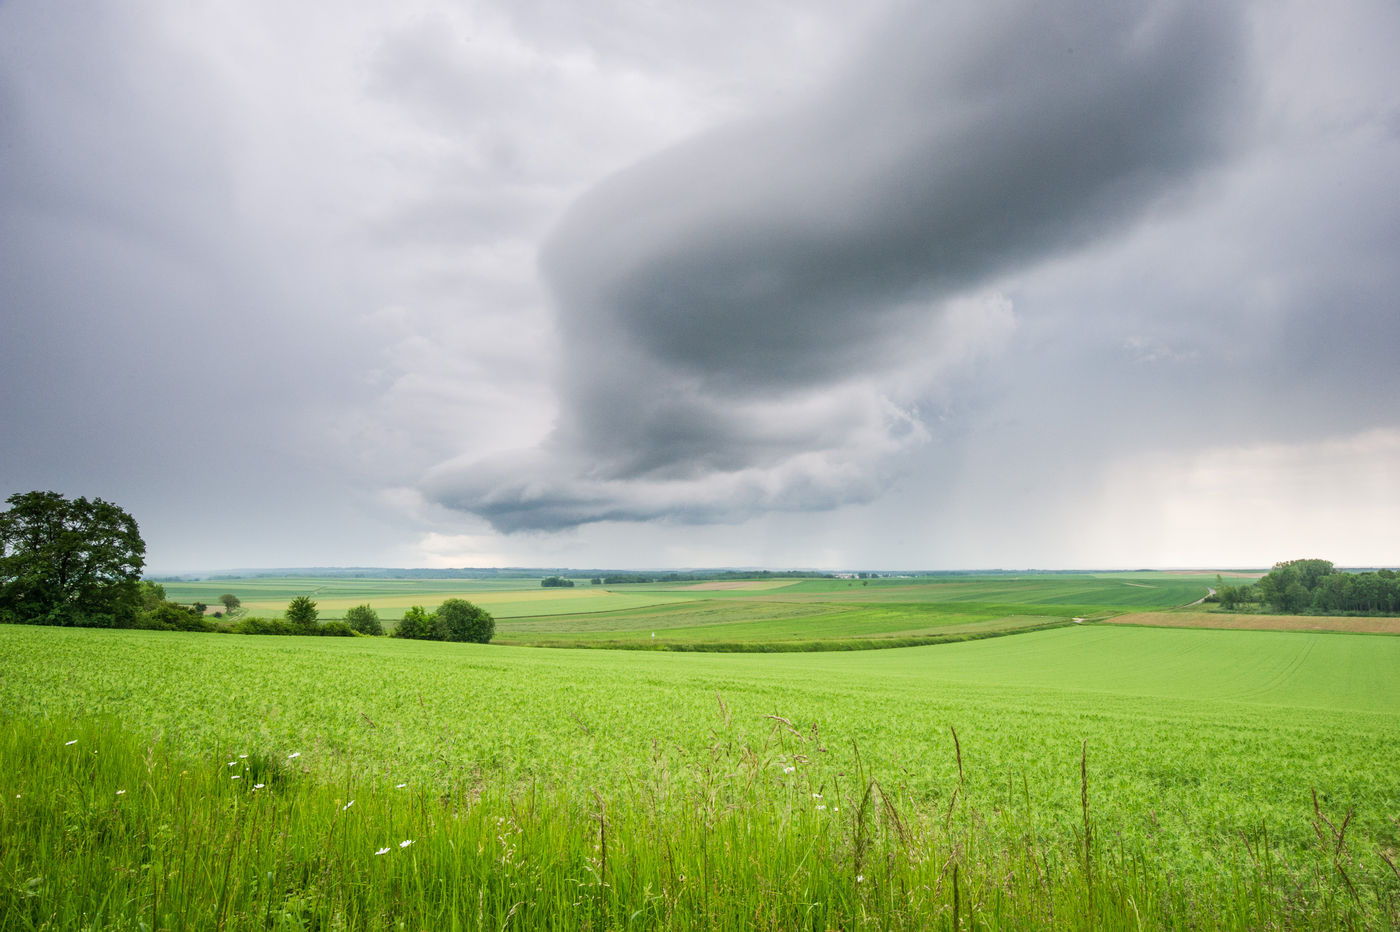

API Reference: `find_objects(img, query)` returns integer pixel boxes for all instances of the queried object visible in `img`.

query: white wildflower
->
[64,740,77,746]
[253,784,265,789]
[116,789,126,795]
[342,800,355,811]
[287,751,301,760]
[856,874,864,883]
[783,766,795,774]
[375,847,390,856]
[231,775,242,780]
[399,839,414,849]
[396,783,407,789]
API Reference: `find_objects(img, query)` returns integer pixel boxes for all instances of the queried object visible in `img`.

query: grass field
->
[2,622,1397,929]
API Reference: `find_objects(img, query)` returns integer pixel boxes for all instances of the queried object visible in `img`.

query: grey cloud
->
[544,1,1244,386]
[426,0,1249,533]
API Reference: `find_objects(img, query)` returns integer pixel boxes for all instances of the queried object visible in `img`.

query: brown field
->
[1162,570,1265,578]
[679,579,800,591]
[1106,611,1400,634]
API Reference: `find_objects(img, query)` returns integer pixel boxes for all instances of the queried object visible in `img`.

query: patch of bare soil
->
[1105,611,1400,634]
[681,580,798,591]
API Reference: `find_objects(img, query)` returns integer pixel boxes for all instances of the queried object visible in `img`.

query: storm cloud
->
[3,0,1397,570]
[425,1,1249,532]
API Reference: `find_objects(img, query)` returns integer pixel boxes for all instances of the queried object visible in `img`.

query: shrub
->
[136,601,216,632]
[231,616,297,636]
[434,598,495,643]
[318,620,355,637]
[345,603,383,636]
[393,605,436,639]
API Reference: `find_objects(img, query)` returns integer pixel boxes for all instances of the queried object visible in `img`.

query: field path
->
[1185,587,1217,607]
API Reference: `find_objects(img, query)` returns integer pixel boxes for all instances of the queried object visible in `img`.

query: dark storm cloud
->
[426,0,1249,532]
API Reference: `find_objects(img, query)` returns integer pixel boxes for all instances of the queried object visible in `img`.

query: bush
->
[318,620,355,637]
[393,605,436,639]
[434,598,495,643]
[230,616,298,636]
[345,603,383,636]
[136,601,216,633]
[541,576,575,588]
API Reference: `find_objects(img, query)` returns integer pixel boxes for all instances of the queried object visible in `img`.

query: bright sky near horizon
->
[2,1,1397,573]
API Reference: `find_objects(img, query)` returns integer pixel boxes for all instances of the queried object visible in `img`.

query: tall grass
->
[3,714,1393,931]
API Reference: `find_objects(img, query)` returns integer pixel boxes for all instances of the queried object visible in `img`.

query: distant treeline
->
[596,570,835,585]
[1214,559,1399,614]
[153,567,841,583]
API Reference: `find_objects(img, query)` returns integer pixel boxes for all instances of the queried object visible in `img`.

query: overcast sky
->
[2,0,1397,573]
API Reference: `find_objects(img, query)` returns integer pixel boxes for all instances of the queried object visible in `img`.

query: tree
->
[285,596,319,633]
[1216,583,1249,610]
[541,575,574,588]
[434,598,495,643]
[1281,581,1311,614]
[393,605,436,639]
[0,490,146,627]
[219,593,241,614]
[345,603,383,635]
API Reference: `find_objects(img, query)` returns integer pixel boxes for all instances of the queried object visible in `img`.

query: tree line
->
[1214,558,1400,614]
[1,491,493,642]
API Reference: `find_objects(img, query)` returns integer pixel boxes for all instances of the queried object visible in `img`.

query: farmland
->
[162,572,1215,649]
[3,613,1398,929]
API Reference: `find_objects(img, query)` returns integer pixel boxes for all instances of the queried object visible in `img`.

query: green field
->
[2,621,1397,929]
[162,572,1215,648]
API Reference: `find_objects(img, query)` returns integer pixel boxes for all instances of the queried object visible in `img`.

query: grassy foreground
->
[2,624,1398,929]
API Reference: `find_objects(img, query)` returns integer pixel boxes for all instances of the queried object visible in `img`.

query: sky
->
[2,0,1398,574]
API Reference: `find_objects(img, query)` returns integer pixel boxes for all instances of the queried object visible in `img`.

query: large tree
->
[345,603,383,635]
[434,598,495,643]
[0,490,146,626]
